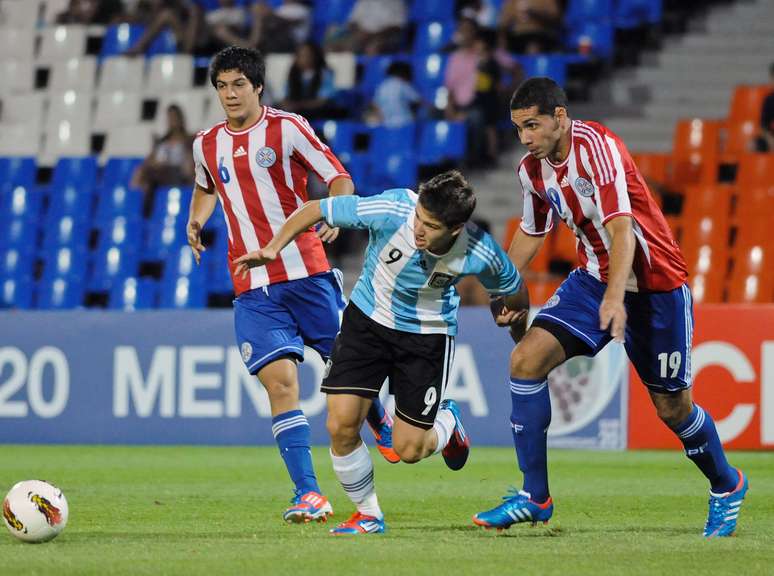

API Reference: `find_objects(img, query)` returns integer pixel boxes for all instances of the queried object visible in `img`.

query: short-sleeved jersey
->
[193,105,350,295]
[518,120,687,292]
[320,189,522,335]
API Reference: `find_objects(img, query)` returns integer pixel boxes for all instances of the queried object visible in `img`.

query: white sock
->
[432,408,456,455]
[330,442,383,519]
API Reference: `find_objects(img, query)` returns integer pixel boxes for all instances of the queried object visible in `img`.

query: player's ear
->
[450,223,465,237]
[554,106,568,127]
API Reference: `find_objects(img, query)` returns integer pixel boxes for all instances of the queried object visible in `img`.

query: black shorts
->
[321,304,455,429]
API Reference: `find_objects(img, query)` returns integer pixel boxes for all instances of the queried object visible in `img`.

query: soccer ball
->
[2,480,69,543]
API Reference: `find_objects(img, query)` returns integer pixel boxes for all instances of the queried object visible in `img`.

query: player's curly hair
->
[510,77,568,116]
[418,170,476,229]
[209,46,265,89]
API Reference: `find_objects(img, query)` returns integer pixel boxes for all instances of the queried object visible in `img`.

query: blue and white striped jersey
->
[320,189,522,335]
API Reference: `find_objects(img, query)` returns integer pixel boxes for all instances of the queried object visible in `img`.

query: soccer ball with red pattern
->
[3,480,69,543]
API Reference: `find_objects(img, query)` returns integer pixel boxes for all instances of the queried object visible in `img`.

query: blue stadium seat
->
[615,0,662,28]
[344,152,371,196]
[51,156,98,189]
[358,55,410,100]
[0,185,42,222]
[46,184,96,223]
[312,0,355,24]
[369,152,418,192]
[565,22,615,59]
[371,124,417,155]
[100,24,145,57]
[150,186,193,223]
[518,55,568,87]
[145,186,192,261]
[565,0,614,21]
[319,120,357,157]
[0,217,38,251]
[0,277,33,309]
[95,185,143,221]
[41,247,88,281]
[147,29,177,56]
[413,53,448,101]
[96,216,143,253]
[207,251,233,294]
[164,245,206,282]
[102,157,143,188]
[42,215,90,250]
[109,277,158,310]
[414,21,455,54]
[410,0,455,22]
[417,121,466,165]
[88,246,140,292]
[0,247,34,281]
[0,157,36,187]
[159,276,207,309]
[36,277,85,309]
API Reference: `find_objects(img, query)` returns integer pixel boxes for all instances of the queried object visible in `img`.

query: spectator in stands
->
[326,0,407,55]
[131,104,195,215]
[498,0,562,54]
[444,18,480,120]
[472,30,503,166]
[367,61,421,128]
[456,0,498,30]
[124,0,202,55]
[256,0,312,52]
[56,0,124,24]
[281,42,337,120]
[759,62,774,152]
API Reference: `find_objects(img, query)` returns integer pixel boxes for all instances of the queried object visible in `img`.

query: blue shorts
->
[233,270,345,374]
[534,269,694,392]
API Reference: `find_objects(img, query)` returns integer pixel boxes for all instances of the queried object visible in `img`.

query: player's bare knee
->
[510,346,549,380]
[395,444,422,464]
[261,378,298,403]
[326,414,359,448]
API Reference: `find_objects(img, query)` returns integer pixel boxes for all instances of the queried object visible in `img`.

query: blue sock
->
[673,404,738,493]
[272,410,320,494]
[510,377,552,503]
[365,398,389,430]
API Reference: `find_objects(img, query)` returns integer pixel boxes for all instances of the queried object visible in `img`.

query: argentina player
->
[234,170,527,535]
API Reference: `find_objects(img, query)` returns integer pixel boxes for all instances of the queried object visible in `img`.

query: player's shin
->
[330,441,383,519]
[272,410,321,494]
[672,404,738,493]
[510,378,551,503]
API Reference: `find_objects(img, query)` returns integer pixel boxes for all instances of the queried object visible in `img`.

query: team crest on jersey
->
[241,342,253,362]
[428,272,454,289]
[255,146,277,168]
[575,177,595,197]
[542,294,560,309]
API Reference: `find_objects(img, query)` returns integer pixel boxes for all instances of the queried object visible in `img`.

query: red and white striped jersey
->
[518,120,687,292]
[193,105,350,295]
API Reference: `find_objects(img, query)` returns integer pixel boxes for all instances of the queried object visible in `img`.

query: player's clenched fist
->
[187,221,205,265]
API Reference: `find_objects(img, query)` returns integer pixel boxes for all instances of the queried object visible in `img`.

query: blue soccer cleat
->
[704,468,748,538]
[368,411,400,464]
[283,490,333,524]
[472,489,553,531]
[440,399,470,471]
[330,512,386,535]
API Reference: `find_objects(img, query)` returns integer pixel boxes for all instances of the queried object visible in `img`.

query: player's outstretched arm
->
[507,228,547,272]
[187,184,218,265]
[600,215,635,342]
[233,200,324,278]
[317,177,354,243]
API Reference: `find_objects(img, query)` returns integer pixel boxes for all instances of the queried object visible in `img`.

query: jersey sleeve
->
[284,115,351,185]
[518,164,553,236]
[320,189,413,231]
[192,133,215,190]
[467,228,523,296]
[575,124,632,225]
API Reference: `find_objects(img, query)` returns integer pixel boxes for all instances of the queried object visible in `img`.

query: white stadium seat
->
[327,52,356,89]
[146,55,194,94]
[202,92,226,130]
[0,123,40,156]
[0,0,43,28]
[41,0,70,25]
[47,90,92,131]
[48,56,97,92]
[154,90,208,135]
[41,121,91,163]
[38,25,88,62]
[103,124,155,158]
[98,56,145,92]
[264,54,293,102]
[0,27,36,61]
[0,93,47,132]
[0,60,36,94]
[93,91,142,131]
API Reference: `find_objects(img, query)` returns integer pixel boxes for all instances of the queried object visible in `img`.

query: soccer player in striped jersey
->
[473,77,747,537]
[234,170,527,535]
[186,46,396,525]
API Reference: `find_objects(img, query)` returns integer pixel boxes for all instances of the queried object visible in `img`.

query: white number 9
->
[421,386,437,416]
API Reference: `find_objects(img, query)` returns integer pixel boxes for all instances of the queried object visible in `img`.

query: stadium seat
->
[109,277,158,310]
[100,24,145,58]
[154,90,208,135]
[670,118,721,188]
[727,84,770,125]
[358,55,410,100]
[528,275,564,306]
[0,0,42,28]
[327,53,357,90]
[343,152,370,195]
[727,243,772,303]
[0,277,33,309]
[102,157,144,188]
[264,53,294,101]
[0,60,35,94]
[145,186,193,260]
[631,152,671,189]
[38,25,88,62]
[207,251,234,294]
[164,245,206,282]
[36,276,85,309]
[42,0,71,25]
[98,57,146,92]
[96,216,143,253]
[0,185,43,221]
[318,119,357,157]
[414,21,455,54]
[410,0,454,22]
[0,93,47,132]
[312,0,356,25]
[615,0,662,28]
[565,0,614,21]
[48,56,97,92]
[147,29,178,56]
[564,22,615,59]
[368,152,417,191]
[94,91,143,131]
[518,55,568,87]
[42,215,91,249]
[0,27,36,60]
[52,156,98,189]
[41,246,87,281]
[735,154,774,187]
[146,55,195,94]
[0,247,34,281]
[0,157,36,187]
[371,124,417,156]
[47,90,93,129]
[88,246,140,292]
[0,217,38,252]
[95,185,144,222]
[417,121,466,165]
[41,123,92,164]
[413,53,448,101]
[0,124,41,156]
[159,276,207,308]
[103,125,155,158]
[733,185,774,228]
[549,223,578,264]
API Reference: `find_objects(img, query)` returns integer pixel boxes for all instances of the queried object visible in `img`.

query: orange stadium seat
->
[727,243,773,303]
[720,85,770,161]
[727,84,770,124]
[549,222,578,265]
[631,152,671,188]
[527,275,563,307]
[735,154,774,187]
[734,185,774,228]
[670,118,722,188]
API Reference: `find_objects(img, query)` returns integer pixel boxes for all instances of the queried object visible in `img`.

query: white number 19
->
[657,351,682,378]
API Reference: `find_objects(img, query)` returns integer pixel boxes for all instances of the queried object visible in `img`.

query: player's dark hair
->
[510,77,568,116]
[418,170,476,229]
[209,46,265,89]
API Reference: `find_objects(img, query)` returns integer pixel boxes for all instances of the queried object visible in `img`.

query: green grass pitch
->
[1,446,772,575]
